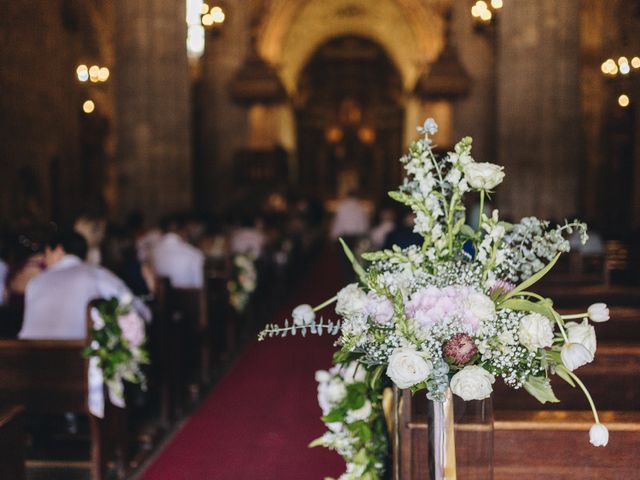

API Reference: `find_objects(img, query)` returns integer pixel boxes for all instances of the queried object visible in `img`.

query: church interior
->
[0,1,639,479]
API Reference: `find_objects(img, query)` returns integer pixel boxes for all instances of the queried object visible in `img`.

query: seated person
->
[151,215,204,288]
[229,215,266,259]
[19,231,137,340]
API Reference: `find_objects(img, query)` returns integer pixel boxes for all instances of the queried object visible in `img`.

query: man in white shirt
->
[151,216,204,288]
[330,191,370,239]
[230,216,266,258]
[20,231,135,340]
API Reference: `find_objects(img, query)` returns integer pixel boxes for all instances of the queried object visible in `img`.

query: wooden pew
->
[0,339,125,480]
[0,405,26,480]
[394,343,640,479]
[157,279,210,415]
[394,397,640,480]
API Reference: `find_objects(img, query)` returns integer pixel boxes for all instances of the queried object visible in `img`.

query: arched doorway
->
[296,36,404,202]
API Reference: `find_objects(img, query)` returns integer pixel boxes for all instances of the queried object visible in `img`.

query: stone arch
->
[258,0,448,94]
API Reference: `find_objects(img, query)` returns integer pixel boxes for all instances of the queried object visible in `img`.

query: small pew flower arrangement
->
[260,119,611,469]
[311,362,388,480]
[85,294,149,406]
[228,254,258,313]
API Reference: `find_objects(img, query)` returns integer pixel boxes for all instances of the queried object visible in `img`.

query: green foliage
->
[524,375,560,404]
[84,298,149,390]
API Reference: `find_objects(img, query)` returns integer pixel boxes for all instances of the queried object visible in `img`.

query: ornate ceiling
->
[256,0,451,93]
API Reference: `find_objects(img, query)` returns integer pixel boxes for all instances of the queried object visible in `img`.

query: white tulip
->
[450,366,495,401]
[566,319,596,359]
[292,304,315,326]
[519,313,554,350]
[589,423,609,447]
[588,303,610,323]
[560,343,593,371]
[463,162,505,190]
[386,349,433,389]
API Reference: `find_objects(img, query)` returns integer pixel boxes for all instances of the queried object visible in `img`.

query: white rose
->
[292,304,315,326]
[340,361,366,385]
[519,313,554,350]
[450,365,495,401]
[386,350,433,389]
[315,370,331,383]
[336,284,368,318]
[466,292,496,322]
[560,343,593,371]
[588,303,610,323]
[464,162,505,190]
[589,423,609,447]
[346,399,372,423]
[366,292,395,326]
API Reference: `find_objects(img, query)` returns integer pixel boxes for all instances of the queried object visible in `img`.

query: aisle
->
[139,249,346,480]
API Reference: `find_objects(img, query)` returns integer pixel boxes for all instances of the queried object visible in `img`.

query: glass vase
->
[428,388,494,480]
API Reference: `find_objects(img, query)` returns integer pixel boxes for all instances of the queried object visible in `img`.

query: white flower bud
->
[450,365,495,401]
[589,423,609,447]
[588,303,610,323]
[560,343,593,371]
[292,304,315,326]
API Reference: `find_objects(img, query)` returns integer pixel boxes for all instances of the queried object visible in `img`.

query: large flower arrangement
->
[227,254,258,313]
[85,294,149,405]
[311,362,388,480]
[260,119,611,472]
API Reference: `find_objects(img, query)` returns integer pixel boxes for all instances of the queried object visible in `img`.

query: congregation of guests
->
[0,192,326,340]
[0,186,630,341]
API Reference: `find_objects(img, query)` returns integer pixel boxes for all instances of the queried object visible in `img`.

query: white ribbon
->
[88,356,105,418]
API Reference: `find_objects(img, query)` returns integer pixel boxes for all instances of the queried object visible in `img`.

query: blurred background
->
[0,0,638,237]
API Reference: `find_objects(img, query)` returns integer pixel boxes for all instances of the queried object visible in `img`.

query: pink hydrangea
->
[405,286,487,333]
[366,292,395,326]
[118,312,145,348]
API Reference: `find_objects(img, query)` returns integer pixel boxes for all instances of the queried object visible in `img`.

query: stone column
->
[114,0,192,221]
[198,0,250,210]
[496,0,581,221]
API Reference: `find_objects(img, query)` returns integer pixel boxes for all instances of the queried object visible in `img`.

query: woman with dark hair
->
[0,228,46,336]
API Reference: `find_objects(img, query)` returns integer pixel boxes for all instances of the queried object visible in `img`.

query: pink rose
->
[118,312,145,348]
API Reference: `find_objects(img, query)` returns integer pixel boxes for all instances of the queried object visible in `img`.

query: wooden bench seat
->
[0,405,26,480]
[0,339,126,480]
[398,408,640,479]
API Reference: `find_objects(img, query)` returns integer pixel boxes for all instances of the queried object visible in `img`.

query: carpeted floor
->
[139,249,346,480]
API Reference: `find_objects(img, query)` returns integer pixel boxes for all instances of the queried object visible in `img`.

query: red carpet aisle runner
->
[140,250,346,480]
